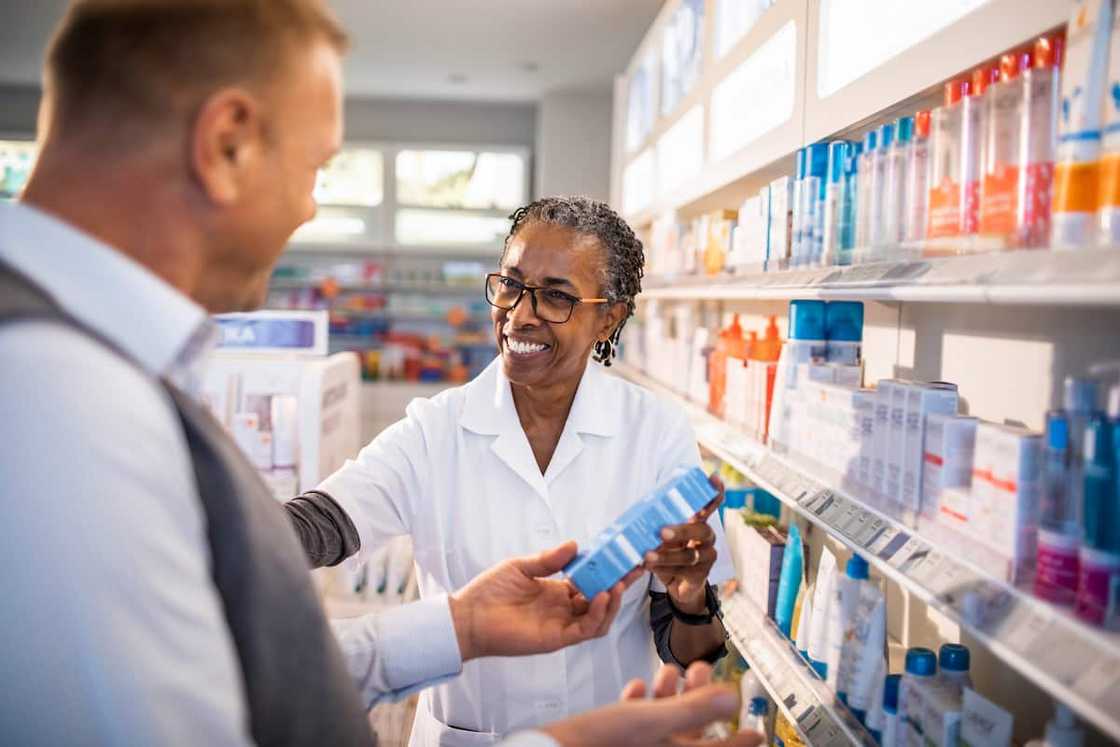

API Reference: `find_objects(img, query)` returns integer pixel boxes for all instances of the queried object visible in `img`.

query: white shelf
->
[270,279,481,296]
[722,591,875,747]
[638,249,1120,306]
[613,363,1120,742]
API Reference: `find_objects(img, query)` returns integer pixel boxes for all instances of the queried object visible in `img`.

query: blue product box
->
[564,467,718,599]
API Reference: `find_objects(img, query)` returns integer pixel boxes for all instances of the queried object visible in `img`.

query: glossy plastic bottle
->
[884,116,914,254]
[979,52,1032,250]
[905,111,931,245]
[856,130,878,252]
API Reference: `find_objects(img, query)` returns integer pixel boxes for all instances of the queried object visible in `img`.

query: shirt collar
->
[460,355,618,438]
[0,201,213,382]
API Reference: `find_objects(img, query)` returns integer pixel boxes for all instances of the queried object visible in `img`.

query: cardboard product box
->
[901,384,960,526]
[885,381,914,514]
[969,423,1042,583]
[852,388,877,494]
[921,414,978,527]
[767,176,793,271]
[739,524,787,620]
[871,380,903,508]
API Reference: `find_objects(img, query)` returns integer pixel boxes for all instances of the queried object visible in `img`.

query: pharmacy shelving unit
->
[722,591,876,747]
[640,249,1120,307]
[614,361,1120,742]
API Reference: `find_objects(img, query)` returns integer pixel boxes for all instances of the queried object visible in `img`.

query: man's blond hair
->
[44,0,348,143]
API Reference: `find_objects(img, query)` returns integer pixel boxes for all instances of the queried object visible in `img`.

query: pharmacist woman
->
[286,196,734,746]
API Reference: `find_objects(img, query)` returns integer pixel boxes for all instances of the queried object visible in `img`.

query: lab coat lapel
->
[544,362,617,485]
[460,357,549,500]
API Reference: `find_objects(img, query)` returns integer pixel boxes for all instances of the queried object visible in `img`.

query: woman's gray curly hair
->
[502,196,644,366]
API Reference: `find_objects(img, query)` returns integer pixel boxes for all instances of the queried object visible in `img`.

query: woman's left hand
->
[644,474,724,614]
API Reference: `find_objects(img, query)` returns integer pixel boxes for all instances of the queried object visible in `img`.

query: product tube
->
[1100,5,1120,245]
[794,581,814,658]
[806,547,838,678]
[803,143,830,266]
[774,523,804,637]
[836,555,886,723]
[791,148,807,266]
[1053,0,1113,248]
[864,661,887,739]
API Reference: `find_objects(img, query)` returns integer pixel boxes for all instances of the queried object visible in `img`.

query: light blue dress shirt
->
[0,202,557,746]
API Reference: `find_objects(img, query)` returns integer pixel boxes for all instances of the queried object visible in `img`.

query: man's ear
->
[190,88,262,206]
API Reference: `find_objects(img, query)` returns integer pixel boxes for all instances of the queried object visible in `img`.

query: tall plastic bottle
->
[1035,411,1079,605]
[1101,6,1120,246]
[1076,413,1120,628]
[791,148,807,268]
[856,130,878,253]
[1025,703,1085,747]
[840,141,863,265]
[803,143,830,266]
[964,64,998,242]
[936,643,973,696]
[881,674,902,747]
[897,648,936,746]
[905,111,931,245]
[1023,35,1064,248]
[979,52,1031,250]
[1053,0,1113,249]
[869,122,895,251]
[1065,377,1100,538]
[928,81,969,248]
[884,116,914,255]
[821,141,849,267]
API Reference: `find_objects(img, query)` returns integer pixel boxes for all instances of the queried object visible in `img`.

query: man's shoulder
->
[0,318,174,423]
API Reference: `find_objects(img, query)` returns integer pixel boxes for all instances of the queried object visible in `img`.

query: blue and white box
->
[564,467,718,599]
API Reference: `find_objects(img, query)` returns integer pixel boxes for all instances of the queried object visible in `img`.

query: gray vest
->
[0,263,374,746]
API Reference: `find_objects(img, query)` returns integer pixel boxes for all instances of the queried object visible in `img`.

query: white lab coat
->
[320,357,734,746]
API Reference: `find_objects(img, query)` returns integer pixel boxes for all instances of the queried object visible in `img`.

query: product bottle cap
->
[862,129,878,153]
[748,697,769,716]
[845,553,870,580]
[944,79,969,106]
[971,64,999,96]
[1034,34,1064,70]
[878,122,895,150]
[895,116,915,145]
[788,300,826,341]
[806,142,830,178]
[1046,411,1070,451]
[938,643,971,673]
[883,674,902,713]
[828,141,848,184]
[728,313,743,337]
[1063,376,1099,414]
[915,110,932,139]
[765,315,780,341]
[904,647,937,677]
[1084,415,1113,466]
[825,301,864,342]
[999,52,1030,82]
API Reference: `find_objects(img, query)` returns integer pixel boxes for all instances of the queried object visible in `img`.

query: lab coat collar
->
[460,356,619,499]
[459,356,619,439]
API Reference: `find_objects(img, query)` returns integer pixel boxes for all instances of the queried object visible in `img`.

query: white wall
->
[535,89,613,202]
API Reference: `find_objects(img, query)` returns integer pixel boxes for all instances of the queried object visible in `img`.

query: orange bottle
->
[708,314,744,417]
[723,327,753,427]
[752,316,783,443]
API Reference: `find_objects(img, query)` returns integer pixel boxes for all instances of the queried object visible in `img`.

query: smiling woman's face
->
[493,221,624,390]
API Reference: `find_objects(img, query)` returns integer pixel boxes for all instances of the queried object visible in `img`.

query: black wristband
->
[668,583,722,625]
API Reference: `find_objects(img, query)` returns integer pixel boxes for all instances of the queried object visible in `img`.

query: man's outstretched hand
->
[448,541,642,661]
[540,661,766,746]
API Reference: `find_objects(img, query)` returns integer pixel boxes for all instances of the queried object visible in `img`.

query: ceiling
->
[0,0,664,102]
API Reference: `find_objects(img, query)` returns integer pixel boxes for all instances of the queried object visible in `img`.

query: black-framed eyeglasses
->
[484,273,608,324]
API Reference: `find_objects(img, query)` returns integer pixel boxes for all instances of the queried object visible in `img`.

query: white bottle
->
[1025,703,1084,747]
